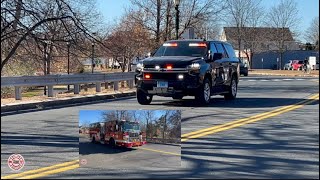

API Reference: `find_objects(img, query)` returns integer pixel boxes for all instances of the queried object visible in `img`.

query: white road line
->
[260,79,269,81]
[248,80,257,81]
[272,79,281,81]
[283,79,294,81]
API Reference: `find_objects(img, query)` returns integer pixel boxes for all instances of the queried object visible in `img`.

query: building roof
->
[222,27,294,42]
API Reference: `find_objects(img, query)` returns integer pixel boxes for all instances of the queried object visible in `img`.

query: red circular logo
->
[80,159,87,165]
[8,154,25,171]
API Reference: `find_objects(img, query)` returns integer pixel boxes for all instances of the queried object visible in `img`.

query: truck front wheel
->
[137,89,153,105]
[195,78,211,105]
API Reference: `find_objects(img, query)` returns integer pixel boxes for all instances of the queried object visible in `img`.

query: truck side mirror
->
[212,53,223,61]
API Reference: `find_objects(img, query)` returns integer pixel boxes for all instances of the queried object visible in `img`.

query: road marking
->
[17,164,79,179]
[1,160,79,179]
[181,93,319,142]
[135,147,181,156]
[247,79,257,81]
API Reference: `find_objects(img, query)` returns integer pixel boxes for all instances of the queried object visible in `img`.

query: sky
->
[96,0,319,42]
[79,110,171,126]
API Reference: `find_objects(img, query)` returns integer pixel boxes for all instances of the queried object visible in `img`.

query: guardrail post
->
[114,81,119,91]
[96,82,101,92]
[14,86,22,100]
[121,81,125,88]
[48,85,54,97]
[74,84,80,94]
[128,80,134,89]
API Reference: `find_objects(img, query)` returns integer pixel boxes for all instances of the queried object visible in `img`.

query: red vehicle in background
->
[291,60,304,70]
[89,120,147,148]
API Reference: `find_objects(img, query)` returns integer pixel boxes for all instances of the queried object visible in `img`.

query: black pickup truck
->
[135,39,240,105]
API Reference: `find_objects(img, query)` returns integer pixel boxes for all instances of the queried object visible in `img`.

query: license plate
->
[157,81,168,87]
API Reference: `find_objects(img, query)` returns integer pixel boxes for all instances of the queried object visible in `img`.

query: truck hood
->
[142,56,202,67]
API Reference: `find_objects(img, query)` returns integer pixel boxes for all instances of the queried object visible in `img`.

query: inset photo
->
[79,110,181,169]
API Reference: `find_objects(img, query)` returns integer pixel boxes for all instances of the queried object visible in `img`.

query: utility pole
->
[67,41,70,90]
[43,41,47,95]
[174,0,180,40]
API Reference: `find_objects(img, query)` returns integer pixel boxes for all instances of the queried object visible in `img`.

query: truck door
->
[213,43,228,86]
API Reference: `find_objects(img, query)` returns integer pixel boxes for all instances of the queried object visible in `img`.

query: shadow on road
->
[79,139,136,155]
[1,96,135,117]
[152,98,319,109]
[181,118,319,179]
[1,131,78,148]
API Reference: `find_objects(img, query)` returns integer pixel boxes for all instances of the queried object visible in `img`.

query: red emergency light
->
[166,65,173,70]
[163,43,178,47]
[144,74,151,79]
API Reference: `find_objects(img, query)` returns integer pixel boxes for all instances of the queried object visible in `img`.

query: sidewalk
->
[249,69,319,77]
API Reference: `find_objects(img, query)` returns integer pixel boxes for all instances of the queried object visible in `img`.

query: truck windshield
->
[123,123,140,131]
[153,42,207,57]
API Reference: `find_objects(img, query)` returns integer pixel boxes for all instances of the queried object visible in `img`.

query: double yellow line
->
[181,93,319,142]
[136,147,181,156]
[1,160,79,179]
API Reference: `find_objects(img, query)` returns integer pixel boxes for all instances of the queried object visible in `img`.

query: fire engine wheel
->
[109,138,116,148]
[91,136,95,143]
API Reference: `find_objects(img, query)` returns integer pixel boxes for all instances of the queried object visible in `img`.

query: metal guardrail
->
[1,72,135,100]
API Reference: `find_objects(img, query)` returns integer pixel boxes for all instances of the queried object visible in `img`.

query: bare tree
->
[223,0,263,59]
[101,110,132,122]
[264,0,300,68]
[105,11,152,72]
[1,0,106,74]
[305,17,319,50]
[142,110,155,138]
[128,0,225,49]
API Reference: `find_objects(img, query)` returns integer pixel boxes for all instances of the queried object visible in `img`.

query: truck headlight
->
[187,63,201,70]
[136,63,144,70]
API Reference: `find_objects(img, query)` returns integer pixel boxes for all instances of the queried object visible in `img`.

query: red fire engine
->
[89,120,147,148]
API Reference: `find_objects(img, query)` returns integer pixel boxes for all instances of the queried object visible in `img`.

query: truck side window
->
[223,44,236,58]
[210,43,218,53]
[215,43,228,58]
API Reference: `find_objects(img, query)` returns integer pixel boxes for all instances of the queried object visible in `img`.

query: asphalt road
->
[79,134,181,169]
[1,75,319,179]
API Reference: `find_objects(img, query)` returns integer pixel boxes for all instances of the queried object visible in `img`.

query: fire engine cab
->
[89,120,147,148]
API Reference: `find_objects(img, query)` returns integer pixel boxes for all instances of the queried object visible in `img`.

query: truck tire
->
[195,78,211,105]
[109,138,116,148]
[91,136,95,143]
[172,95,183,100]
[137,89,153,105]
[224,75,237,100]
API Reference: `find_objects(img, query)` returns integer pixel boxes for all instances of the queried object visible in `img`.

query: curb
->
[1,91,136,113]
[249,73,319,77]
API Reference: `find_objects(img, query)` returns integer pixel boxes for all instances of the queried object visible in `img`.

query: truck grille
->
[143,73,185,80]
[129,132,139,137]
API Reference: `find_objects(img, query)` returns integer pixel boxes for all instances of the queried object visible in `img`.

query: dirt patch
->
[249,69,319,77]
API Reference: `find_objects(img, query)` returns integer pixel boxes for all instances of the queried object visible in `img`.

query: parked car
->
[239,58,248,76]
[283,60,293,70]
[135,39,240,105]
[291,60,304,70]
